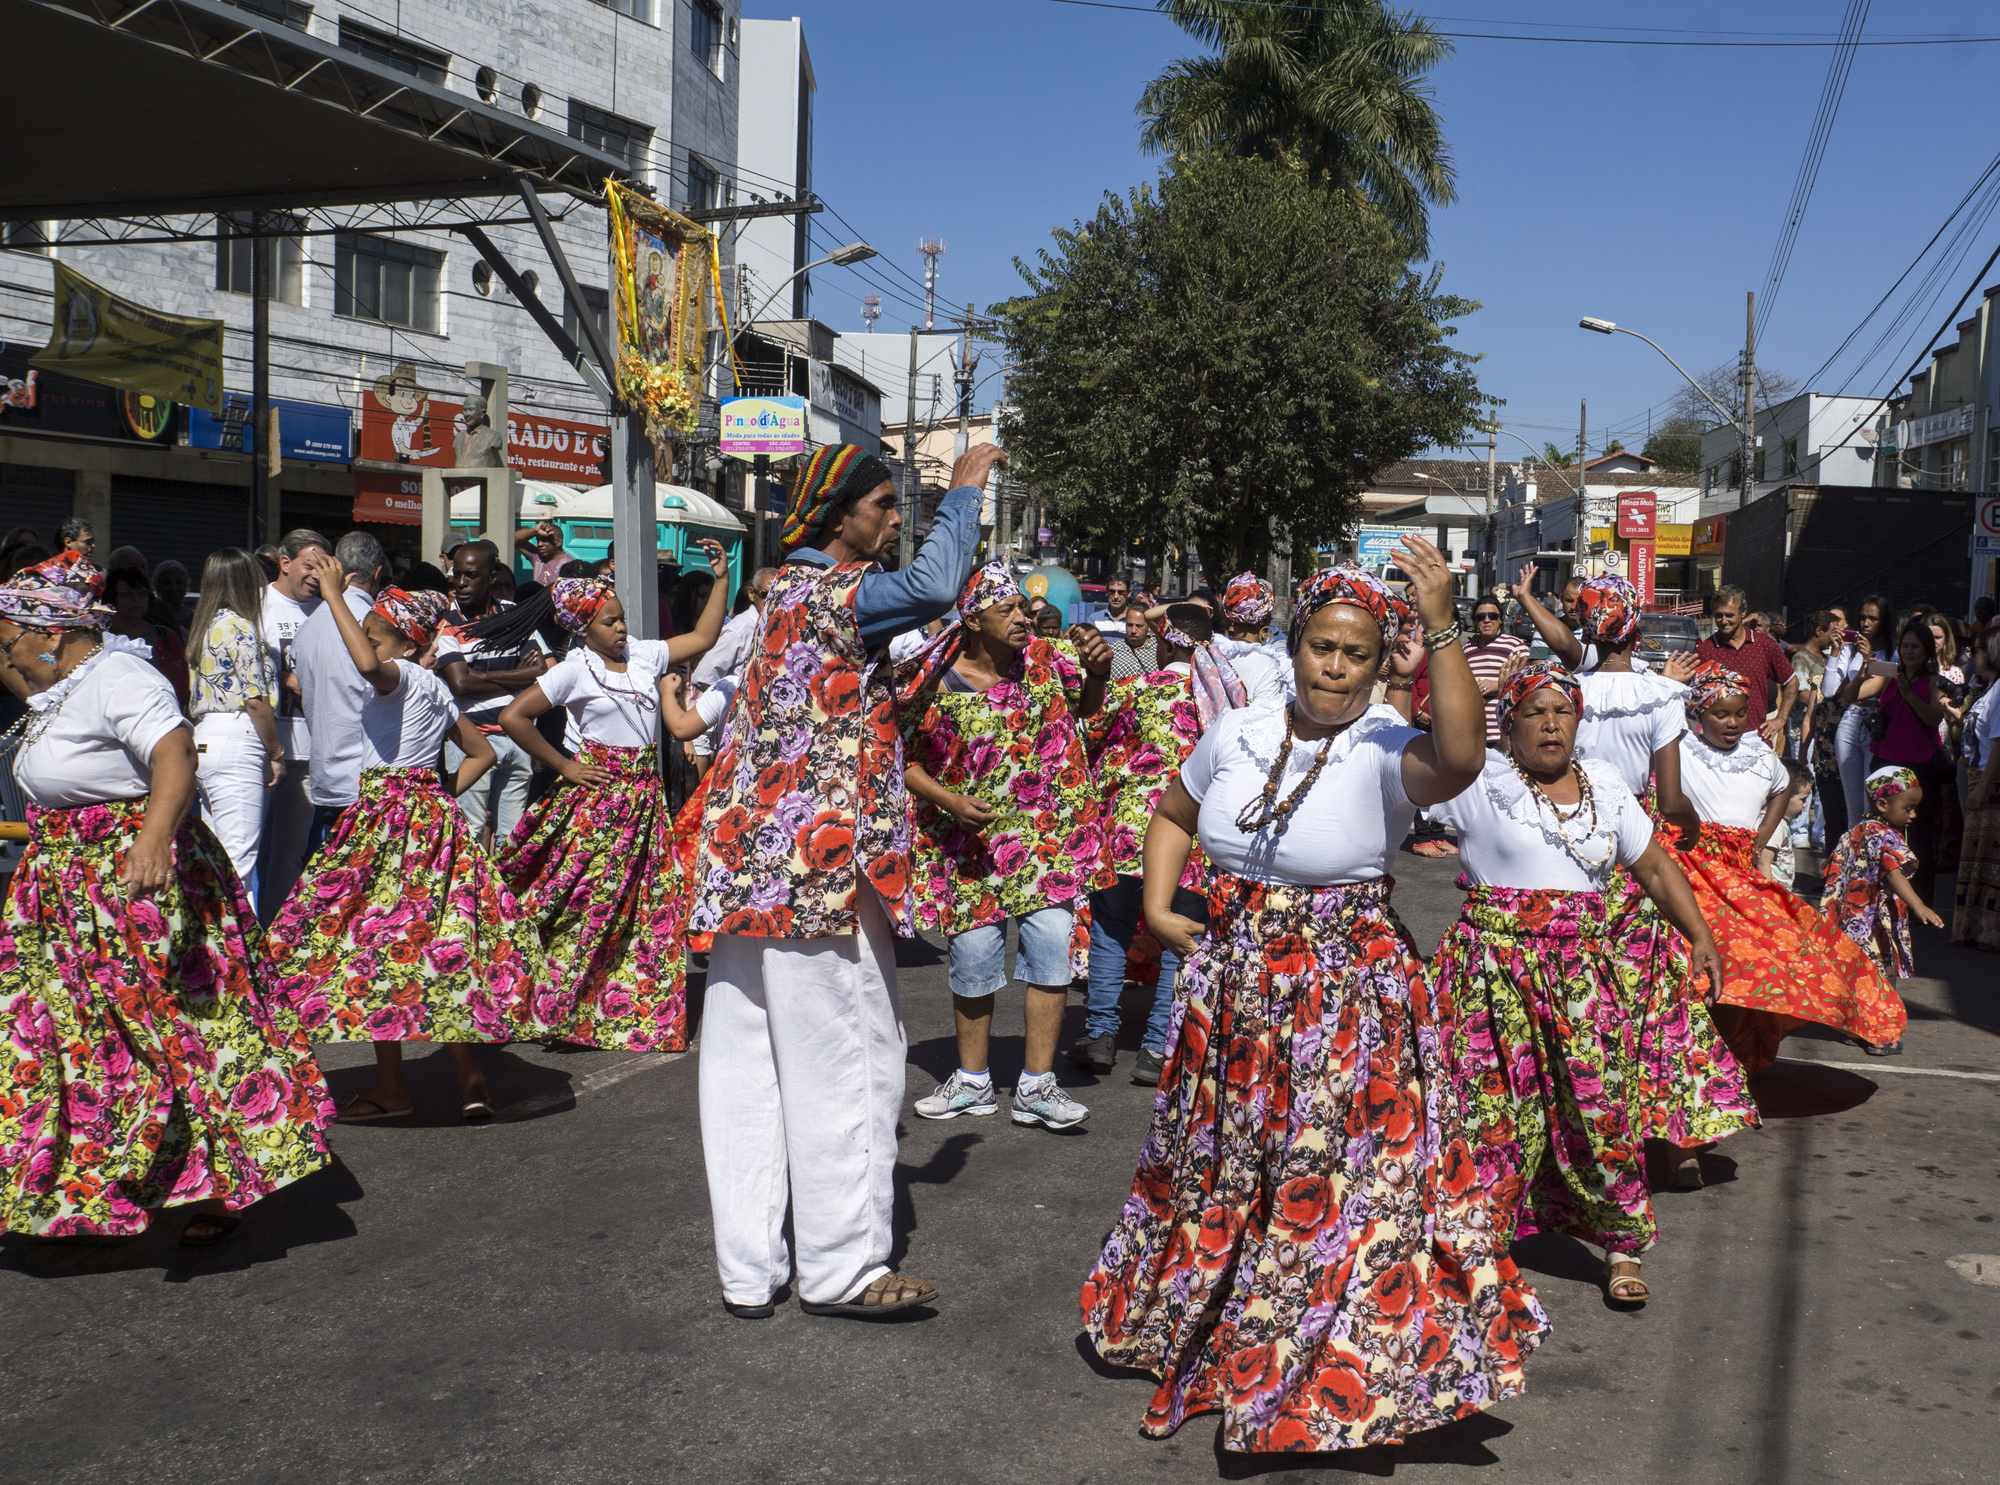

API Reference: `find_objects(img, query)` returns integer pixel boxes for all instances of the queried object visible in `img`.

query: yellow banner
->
[32,262,223,416]
[1592,524,1694,557]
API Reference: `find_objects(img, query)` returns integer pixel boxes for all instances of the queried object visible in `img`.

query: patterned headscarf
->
[1867,765,1918,814]
[1574,575,1642,645]
[551,576,616,634]
[780,443,894,554]
[1683,660,1746,724]
[1222,571,1274,626]
[0,551,113,631]
[372,587,452,649]
[1494,659,1583,738]
[958,561,1021,619]
[1287,563,1412,656]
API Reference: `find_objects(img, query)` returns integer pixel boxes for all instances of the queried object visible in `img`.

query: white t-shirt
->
[14,652,189,808]
[1429,753,1652,892]
[690,606,761,688]
[1575,668,1687,796]
[1182,703,1420,885]
[262,586,320,760]
[1967,684,2000,770]
[1822,645,1891,700]
[1677,733,1789,830]
[297,587,377,808]
[689,672,741,756]
[1215,634,1296,703]
[360,660,460,769]
[535,639,670,750]
[1577,641,1650,674]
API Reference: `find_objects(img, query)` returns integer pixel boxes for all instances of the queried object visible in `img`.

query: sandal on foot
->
[800,1273,938,1319]
[460,1100,495,1122]
[338,1096,413,1123]
[1671,1154,1704,1190]
[1605,1256,1649,1304]
[722,1299,775,1320]
[179,1212,243,1248]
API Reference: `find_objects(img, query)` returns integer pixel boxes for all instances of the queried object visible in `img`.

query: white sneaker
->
[1011,1073,1089,1129]
[914,1070,999,1120]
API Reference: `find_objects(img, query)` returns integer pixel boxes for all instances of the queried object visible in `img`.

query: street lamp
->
[747,242,878,324]
[1579,315,1752,508]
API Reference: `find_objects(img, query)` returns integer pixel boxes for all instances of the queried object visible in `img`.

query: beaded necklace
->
[1509,753,1614,869]
[1233,705,1348,838]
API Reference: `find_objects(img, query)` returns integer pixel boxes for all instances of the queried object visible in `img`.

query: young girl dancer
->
[1427,660,1726,1305]
[1082,547,1548,1455]
[484,542,728,1052]
[267,555,560,1121]
[1668,662,1906,1071]
[1822,766,1944,1056]
[0,552,333,1243]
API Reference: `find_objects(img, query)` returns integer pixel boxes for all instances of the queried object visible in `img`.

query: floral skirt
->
[1952,798,2000,952]
[1432,886,1654,1257]
[1604,867,1758,1148]
[1667,823,1905,1071]
[1081,873,1549,1453]
[268,767,563,1042]
[0,801,334,1235]
[501,742,687,1051]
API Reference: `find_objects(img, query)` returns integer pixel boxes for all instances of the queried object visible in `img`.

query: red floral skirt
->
[1665,822,1906,1070]
[1080,872,1548,1453]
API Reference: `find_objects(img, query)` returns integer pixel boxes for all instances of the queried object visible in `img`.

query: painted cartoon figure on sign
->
[372,361,442,464]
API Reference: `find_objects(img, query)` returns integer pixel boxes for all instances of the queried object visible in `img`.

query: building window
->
[1945,437,1970,491]
[690,0,723,75]
[568,99,653,176]
[565,285,609,352]
[334,233,442,332]
[215,214,304,305]
[685,154,721,213]
[337,19,449,85]
[589,0,652,20]
[226,0,311,29]
[1987,430,1999,492]
[1782,436,1798,477]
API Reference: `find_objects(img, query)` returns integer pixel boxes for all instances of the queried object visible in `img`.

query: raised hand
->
[1389,535,1456,633]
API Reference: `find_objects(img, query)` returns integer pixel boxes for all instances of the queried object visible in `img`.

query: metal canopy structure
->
[0,0,627,221]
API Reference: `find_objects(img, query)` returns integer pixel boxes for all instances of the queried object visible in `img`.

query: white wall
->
[736,18,809,323]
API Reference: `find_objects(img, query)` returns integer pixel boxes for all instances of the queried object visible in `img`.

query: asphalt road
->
[5,853,1998,1485]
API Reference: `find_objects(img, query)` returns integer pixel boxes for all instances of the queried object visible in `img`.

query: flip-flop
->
[460,1100,495,1122]
[179,1212,243,1248]
[800,1275,938,1319]
[339,1097,413,1123]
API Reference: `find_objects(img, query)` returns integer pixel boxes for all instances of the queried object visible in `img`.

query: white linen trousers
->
[193,712,268,891]
[699,883,906,1307]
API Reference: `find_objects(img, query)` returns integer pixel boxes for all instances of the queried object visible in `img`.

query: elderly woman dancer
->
[0,553,333,1244]
[1427,661,1728,1306]
[1569,577,1756,1187]
[1081,543,1549,1455]
[487,543,729,1052]
[1669,662,1906,1072]
[266,555,560,1122]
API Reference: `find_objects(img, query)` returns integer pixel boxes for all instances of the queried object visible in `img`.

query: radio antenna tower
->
[860,294,882,333]
[917,238,946,330]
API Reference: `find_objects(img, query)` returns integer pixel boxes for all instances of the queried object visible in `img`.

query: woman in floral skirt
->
[0,552,334,1244]
[1426,660,1731,1306]
[1568,576,1756,1189]
[267,554,560,1121]
[1667,662,1906,1072]
[1081,544,1549,1455]
[487,542,729,1052]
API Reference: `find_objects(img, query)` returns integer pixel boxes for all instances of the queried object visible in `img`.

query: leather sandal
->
[800,1273,938,1318]
[1605,1256,1649,1304]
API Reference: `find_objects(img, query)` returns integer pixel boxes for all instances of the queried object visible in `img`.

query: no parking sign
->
[1977,497,2000,556]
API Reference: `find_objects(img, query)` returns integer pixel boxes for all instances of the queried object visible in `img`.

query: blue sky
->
[775,0,2000,449]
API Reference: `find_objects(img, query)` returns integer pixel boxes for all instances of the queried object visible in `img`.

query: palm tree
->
[1139,1,1456,256]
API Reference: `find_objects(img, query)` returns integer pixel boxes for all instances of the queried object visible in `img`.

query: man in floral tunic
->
[690,441,996,1322]
[901,563,1113,1130]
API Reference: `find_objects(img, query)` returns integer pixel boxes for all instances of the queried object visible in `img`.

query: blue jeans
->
[946,905,1075,998]
[1084,875,1205,1056]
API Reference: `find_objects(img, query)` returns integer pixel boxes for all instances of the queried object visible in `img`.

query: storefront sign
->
[1629,540,1656,606]
[352,469,424,526]
[355,376,607,482]
[1692,515,1727,555]
[188,395,352,463]
[719,395,806,456]
[32,262,223,416]
[1355,525,1414,564]
[1896,404,1975,453]
[1616,491,1657,539]
[0,341,165,441]
[1653,523,1693,557]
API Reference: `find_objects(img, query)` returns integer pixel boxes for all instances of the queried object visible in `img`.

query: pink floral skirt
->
[0,800,334,1235]
[267,767,562,1042]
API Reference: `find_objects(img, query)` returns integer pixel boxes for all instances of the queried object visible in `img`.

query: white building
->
[1697,392,1879,506]
[735,18,814,324]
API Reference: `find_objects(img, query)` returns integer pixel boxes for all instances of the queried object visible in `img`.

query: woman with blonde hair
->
[186,548,283,891]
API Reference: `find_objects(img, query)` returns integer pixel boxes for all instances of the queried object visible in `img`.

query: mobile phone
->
[1866,658,1899,678]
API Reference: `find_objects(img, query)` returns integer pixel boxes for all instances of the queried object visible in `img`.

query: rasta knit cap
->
[781,444,895,554]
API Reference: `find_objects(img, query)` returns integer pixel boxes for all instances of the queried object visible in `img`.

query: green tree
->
[1540,442,1575,467]
[1138,0,1456,257]
[1641,410,1706,473]
[995,155,1487,576]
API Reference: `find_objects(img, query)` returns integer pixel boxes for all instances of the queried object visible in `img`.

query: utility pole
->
[1577,398,1588,577]
[1739,289,1757,509]
[250,211,270,546]
[917,238,945,331]
[1485,415,1498,595]
[902,324,921,567]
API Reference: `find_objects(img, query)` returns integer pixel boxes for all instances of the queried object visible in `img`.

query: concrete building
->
[1494,463,1705,605]
[1697,392,1879,508]
[0,0,741,575]
[734,18,814,324]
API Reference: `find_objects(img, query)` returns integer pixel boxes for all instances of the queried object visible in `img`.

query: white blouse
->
[1429,753,1653,892]
[1183,703,1420,885]
[1677,733,1789,829]
[359,661,461,769]
[535,640,672,749]
[13,651,189,808]
[1575,669,1687,796]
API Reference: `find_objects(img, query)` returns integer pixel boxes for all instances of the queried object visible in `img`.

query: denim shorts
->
[947,905,1075,998]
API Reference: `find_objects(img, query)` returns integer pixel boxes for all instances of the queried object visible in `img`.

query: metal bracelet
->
[1421,620,1462,651]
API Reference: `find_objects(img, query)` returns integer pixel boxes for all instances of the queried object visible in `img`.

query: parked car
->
[1637,613,1701,663]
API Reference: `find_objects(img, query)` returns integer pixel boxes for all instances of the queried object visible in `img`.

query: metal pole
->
[612,415,659,643]
[251,211,270,546]
[1740,289,1757,508]
[1485,417,1498,595]
[902,324,921,568]
[1577,398,1587,575]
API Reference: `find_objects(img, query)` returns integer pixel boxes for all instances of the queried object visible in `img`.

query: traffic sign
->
[1976,497,2000,555]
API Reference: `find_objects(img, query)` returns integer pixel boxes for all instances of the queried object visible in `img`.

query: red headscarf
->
[1494,658,1583,738]
[1574,575,1641,645]
[551,576,616,634]
[371,588,452,649]
[1287,564,1412,655]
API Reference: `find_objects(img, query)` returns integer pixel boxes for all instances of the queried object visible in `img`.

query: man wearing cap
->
[691,440,1001,1322]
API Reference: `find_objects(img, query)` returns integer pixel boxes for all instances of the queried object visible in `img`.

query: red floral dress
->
[1084,668,1205,883]
[1822,819,1916,979]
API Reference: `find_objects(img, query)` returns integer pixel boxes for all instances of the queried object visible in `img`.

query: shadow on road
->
[322,1044,580,1124]
[889,1130,984,1270]
[1750,1060,1877,1119]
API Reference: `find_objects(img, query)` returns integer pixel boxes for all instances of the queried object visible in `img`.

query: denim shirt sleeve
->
[787,484,985,648]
